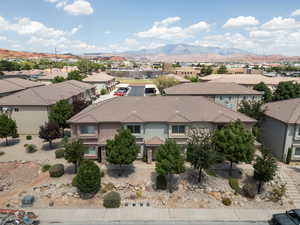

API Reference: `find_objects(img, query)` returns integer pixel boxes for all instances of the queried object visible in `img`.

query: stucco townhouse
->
[261,98,300,161]
[67,96,256,163]
[164,82,262,111]
[0,80,95,134]
[83,72,117,94]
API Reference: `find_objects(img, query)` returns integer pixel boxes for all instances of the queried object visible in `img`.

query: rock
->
[208,191,222,201]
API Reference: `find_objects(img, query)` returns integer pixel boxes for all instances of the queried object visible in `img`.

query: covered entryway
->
[145,136,164,163]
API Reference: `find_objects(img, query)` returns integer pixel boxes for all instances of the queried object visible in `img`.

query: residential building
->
[68,96,256,163]
[0,78,44,97]
[165,74,191,83]
[200,74,300,90]
[261,98,300,161]
[36,69,69,84]
[0,80,95,134]
[173,67,200,77]
[83,72,117,94]
[164,82,262,111]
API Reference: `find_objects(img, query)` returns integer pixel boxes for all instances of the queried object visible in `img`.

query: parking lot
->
[127,86,145,96]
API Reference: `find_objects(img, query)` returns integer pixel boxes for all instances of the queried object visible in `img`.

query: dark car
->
[271,209,300,225]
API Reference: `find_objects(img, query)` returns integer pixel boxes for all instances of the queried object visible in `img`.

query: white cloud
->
[249,30,272,38]
[262,17,300,30]
[45,0,59,3]
[63,0,94,16]
[124,38,139,46]
[137,17,210,40]
[70,25,81,34]
[0,36,7,41]
[291,9,300,17]
[104,30,111,34]
[56,1,68,8]
[223,16,259,28]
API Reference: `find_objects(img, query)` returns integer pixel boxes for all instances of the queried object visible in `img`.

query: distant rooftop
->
[83,72,115,83]
[0,78,44,95]
[165,82,262,96]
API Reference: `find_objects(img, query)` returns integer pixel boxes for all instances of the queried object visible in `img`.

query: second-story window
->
[127,125,141,134]
[172,125,186,134]
[80,125,96,134]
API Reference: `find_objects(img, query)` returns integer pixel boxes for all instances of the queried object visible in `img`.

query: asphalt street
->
[127,86,145,96]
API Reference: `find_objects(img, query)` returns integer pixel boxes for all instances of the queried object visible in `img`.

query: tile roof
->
[263,98,300,124]
[145,136,164,145]
[164,82,262,95]
[0,80,95,106]
[0,78,44,95]
[200,74,300,85]
[68,96,256,124]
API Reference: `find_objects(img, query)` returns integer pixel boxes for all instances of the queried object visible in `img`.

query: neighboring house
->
[36,69,69,84]
[83,72,116,94]
[261,98,300,161]
[68,96,256,163]
[200,74,300,91]
[173,67,200,77]
[0,80,95,134]
[164,82,262,111]
[0,78,44,97]
[2,70,44,79]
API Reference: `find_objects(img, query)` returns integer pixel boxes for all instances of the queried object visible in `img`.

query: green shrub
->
[269,184,286,202]
[156,174,167,190]
[26,144,37,153]
[286,148,292,164]
[42,164,51,172]
[100,170,105,178]
[77,160,101,194]
[229,178,241,194]
[49,164,65,177]
[12,133,19,138]
[0,151,4,156]
[103,191,121,208]
[222,197,232,206]
[26,135,32,140]
[72,176,78,187]
[55,149,65,159]
[136,191,143,199]
[100,88,108,95]
[242,183,257,199]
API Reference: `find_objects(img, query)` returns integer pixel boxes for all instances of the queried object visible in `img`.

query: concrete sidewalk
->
[35,208,283,222]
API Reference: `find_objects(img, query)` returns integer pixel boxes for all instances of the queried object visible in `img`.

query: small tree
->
[253,149,278,193]
[238,100,264,122]
[64,139,86,173]
[49,100,74,134]
[67,70,83,81]
[272,81,300,101]
[187,128,219,183]
[200,66,213,75]
[253,82,272,103]
[52,76,66,83]
[39,122,61,148]
[217,65,228,74]
[156,139,185,177]
[214,120,255,176]
[154,75,179,94]
[0,114,18,145]
[106,128,139,176]
[77,160,101,194]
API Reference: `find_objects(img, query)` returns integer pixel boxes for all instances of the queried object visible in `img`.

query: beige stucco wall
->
[8,106,49,134]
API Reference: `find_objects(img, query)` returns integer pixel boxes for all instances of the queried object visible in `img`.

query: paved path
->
[279,165,300,207]
[35,208,280,223]
[128,86,145,96]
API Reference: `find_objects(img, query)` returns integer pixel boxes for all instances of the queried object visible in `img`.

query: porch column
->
[101,146,106,163]
[147,148,152,164]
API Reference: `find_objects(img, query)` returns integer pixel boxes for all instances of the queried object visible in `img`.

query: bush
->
[269,184,286,202]
[242,183,257,199]
[72,176,78,187]
[55,149,65,159]
[100,88,108,95]
[26,144,37,153]
[286,148,292,164]
[12,133,19,138]
[0,151,4,156]
[77,160,101,194]
[222,197,232,206]
[103,191,121,208]
[156,174,167,190]
[100,170,105,178]
[229,178,241,194]
[49,164,64,177]
[136,191,143,199]
[42,164,51,172]
[26,135,32,140]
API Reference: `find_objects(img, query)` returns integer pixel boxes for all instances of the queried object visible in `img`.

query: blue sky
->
[0,0,300,55]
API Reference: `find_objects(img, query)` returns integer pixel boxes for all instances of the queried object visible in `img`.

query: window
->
[298,127,300,136]
[295,148,300,156]
[127,125,141,134]
[85,146,97,155]
[172,125,186,134]
[14,108,19,112]
[80,125,96,134]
